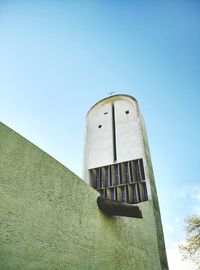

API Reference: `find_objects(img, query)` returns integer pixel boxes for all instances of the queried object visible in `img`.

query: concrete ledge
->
[97,197,142,218]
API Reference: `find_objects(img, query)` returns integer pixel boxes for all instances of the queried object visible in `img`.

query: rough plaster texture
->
[0,122,164,270]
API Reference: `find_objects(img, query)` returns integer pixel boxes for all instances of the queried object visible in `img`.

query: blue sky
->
[1,1,200,269]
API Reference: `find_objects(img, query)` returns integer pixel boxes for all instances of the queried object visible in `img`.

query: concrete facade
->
[83,95,146,182]
[83,95,168,269]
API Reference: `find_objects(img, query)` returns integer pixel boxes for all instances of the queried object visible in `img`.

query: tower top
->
[87,94,138,117]
[108,91,116,96]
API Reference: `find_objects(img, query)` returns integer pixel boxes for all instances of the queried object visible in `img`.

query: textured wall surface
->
[0,122,163,270]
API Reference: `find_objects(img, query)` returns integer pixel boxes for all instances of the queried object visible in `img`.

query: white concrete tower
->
[83,94,168,269]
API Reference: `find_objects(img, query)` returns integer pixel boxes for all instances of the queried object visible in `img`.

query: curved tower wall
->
[83,95,146,177]
[83,94,168,269]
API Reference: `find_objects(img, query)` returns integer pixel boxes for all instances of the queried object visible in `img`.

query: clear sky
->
[1,1,200,269]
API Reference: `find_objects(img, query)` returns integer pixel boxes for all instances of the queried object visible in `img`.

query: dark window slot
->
[111,188,115,200]
[139,159,145,180]
[109,166,112,186]
[96,168,100,189]
[126,185,129,203]
[142,182,148,201]
[105,166,109,187]
[132,185,138,203]
[124,162,130,183]
[121,186,126,203]
[115,187,118,201]
[114,164,119,185]
[137,183,141,202]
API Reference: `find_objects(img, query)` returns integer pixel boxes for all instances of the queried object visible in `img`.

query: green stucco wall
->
[0,122,163,270]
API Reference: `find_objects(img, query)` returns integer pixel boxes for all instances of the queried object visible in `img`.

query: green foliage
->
[180,215,200,269]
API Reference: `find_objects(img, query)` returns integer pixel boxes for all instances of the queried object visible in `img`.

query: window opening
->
[136,183,141,202]
[96,168,100,189]
[121,186,126,203]
[126,185,129,203]
[142,182,148,201]
[109,166,112,186]
[135,160,140,181]
[105,189,107,198]
[104,166,108,187]
[89,158,147,204]
[132,185,138,203]
[124,162,130,183]
[139,159,145,180]
[115,187,118,201]
[130,161,137,182]
[111,188,115,200]
[136,159,145,181]
[114,164,119,185]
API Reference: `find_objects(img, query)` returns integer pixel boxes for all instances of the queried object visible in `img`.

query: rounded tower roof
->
[87,94,138,117]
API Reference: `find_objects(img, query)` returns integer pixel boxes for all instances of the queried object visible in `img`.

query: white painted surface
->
[114,99,142,163]
[83,95,144,183]
[84,102,113,171]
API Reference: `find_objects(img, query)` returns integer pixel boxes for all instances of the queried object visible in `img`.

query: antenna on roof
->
[108,91,115,96]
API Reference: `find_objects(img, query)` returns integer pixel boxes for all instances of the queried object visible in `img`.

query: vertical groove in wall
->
[112,103,117,162]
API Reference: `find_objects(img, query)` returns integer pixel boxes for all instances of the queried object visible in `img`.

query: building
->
[83,94,168,269]
[0,95,168,269]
